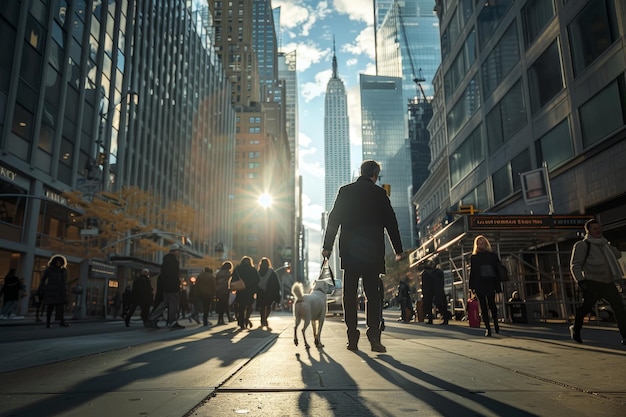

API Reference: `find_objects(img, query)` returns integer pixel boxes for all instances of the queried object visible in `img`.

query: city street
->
[0,310,625,417]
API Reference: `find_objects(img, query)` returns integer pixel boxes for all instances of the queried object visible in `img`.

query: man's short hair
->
[360,160,381,178]
[584,218,599,233]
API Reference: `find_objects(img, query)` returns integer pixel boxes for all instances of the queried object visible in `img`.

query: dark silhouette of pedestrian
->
[194,267,216,326]
[257,257,281,329]
[125,269,154,327]
[469,235,503,336]
[0,268,21,319]
[215,261,233,325]
[161,244,184,329]
[40,255,70,328]
[232,256,260,330]
[396,279,413,323]
[322,160,404,353]
[421,259,449,325]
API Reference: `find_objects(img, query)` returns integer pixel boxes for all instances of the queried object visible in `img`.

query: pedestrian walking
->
[468,235,503,336]
[195,267,216,326]
[125,268,154,327]
[396,279,413,323]
[421,259,449,325]
[322,160,404,353]
[257,257,281,330]
[215,261,233,325]
[569,219,626,345]
[40,254,71,328]
[150,244,185,329]
[122,286,132,319]
[0,268,21,319]
[232,256,260,331]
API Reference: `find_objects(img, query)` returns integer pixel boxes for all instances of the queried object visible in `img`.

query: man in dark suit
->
[323,160,403,353]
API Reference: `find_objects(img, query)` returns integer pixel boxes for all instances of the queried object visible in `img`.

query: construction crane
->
[395,2,428,104]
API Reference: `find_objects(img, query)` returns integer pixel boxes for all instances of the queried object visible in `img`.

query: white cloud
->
[301,194,324,228]
[273,1,332,37]
[342,26,375,60]
[346,58,358,67]
[299,131,312,148]
[281,41,329,72]
[332,0,374,24]
[299,146,326,179]
[300,68,332,102]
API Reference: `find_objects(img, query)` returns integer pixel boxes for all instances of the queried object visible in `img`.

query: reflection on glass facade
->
[360,74,413,249]
[376,0,441,101]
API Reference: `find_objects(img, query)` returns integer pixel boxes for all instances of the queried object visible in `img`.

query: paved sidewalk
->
[192,313,626,417]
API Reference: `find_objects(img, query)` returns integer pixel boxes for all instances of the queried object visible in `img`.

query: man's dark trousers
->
[343,270,381,343]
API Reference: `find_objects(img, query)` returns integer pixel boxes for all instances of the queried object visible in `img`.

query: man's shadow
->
[358,351,539,417]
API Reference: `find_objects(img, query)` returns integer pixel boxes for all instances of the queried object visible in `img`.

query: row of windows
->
[452,74,626,205]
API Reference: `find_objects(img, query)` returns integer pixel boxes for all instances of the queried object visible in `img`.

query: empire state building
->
[324,41,351,212]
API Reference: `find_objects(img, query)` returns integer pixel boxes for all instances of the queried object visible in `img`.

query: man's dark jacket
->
[323,176,403,274]
[160,253,180,293]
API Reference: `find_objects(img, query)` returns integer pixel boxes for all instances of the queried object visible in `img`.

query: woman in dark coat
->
[40,254,70,328]
[215,261,233,325]
[232,256,260,330]
[256,257,281,329]
[469,235,503,336]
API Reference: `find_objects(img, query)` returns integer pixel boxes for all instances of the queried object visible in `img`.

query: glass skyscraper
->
[360,74,413,250]
[376,0,441,102]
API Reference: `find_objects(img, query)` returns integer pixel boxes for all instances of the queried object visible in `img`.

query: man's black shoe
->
[170,322,185,330]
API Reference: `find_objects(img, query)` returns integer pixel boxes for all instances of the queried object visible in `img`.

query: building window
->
[522,0,555,49]
[461,181,488,210]
[486,80,527,153]
[536,118,573,170]
[492,149,531,202]
[481,22,519,98]
[579,76,626,148]
[476,0,514,51]
[248,152,260,158]
[568,0,618,77]
[248,127,260,133]
[449,125,484,186]
[446,76,481,140]
[528,40,563,113]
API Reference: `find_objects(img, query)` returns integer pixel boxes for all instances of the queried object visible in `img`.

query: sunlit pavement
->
[0,310,625,416]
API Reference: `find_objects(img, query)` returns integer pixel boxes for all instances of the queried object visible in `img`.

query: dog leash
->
[322,256,335,286]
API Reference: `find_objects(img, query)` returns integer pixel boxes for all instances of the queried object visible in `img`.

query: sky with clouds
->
[273,0,377,276]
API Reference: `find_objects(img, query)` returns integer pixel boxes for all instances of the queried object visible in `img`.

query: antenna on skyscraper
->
[332,35,338,79]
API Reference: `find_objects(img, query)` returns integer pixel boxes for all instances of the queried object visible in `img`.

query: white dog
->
[292,280,332,349]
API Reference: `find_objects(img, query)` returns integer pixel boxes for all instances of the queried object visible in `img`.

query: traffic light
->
[458,204,479,214]
[96,152,106,165]
[382,184,391,196]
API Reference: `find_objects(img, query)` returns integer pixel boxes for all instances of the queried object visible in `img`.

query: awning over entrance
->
[409,214,594,269]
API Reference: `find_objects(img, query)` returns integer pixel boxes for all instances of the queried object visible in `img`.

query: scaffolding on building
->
[409,213,597,323]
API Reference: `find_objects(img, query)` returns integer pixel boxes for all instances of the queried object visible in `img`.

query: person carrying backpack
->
[570,219,626,345]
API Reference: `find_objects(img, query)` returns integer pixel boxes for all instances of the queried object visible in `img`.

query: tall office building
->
[210,0,293,266]
[376,0,441,101]
[324,44,351,212]
[409,0,626,319]
[360,74,414,250]
[323,43,351,276]
[278,49,304,283]
[0,1,236,316]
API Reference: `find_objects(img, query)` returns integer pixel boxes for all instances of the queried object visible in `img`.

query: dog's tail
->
[292,282,304,301]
